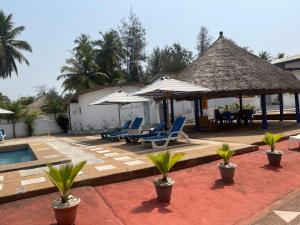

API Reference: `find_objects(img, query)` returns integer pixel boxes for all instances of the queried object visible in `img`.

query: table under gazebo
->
[135,32,300,132]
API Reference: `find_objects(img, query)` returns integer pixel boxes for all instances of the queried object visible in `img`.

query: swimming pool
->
[0,148,35,165]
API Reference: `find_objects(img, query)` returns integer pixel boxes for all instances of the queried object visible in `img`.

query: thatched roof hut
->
[175,32,300,98]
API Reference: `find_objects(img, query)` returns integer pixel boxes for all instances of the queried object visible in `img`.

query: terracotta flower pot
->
[266,150,282,167]
[153,177,175,202]
[218,162,237,182]
[52,195,80,225]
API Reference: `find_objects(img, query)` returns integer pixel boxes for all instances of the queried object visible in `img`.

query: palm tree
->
[57,34,107,93]
[277,52,285,59]
[94,30,125,83]
[258,51,272,62]
[0,10,32,79]
[5,101,25,138]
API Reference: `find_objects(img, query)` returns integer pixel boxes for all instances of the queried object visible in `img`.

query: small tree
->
[258,51,272,62]
[24,111,39,136]
[56,114,69,133]
[5,101,26,138]
[196,26,212,56]
[147,151,185,182]
[42,88,66,119]
[119,9,147,82]
[46,161,86,203]
[217,144,235,165]
[263,132,283,152]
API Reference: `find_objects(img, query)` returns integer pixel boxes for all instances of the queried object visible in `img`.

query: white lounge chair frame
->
[142,119,189,150]
[288,134,300,149]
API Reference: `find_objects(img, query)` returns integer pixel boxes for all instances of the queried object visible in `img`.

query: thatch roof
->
[26,95,47,112]
[175,32,300,98]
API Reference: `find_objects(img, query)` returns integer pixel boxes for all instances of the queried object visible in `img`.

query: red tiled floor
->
[2,140,300,225]
[96,140,300,225]
[0,186,123,225]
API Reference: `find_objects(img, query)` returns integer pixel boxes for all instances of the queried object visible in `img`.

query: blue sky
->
[0,0,300,99]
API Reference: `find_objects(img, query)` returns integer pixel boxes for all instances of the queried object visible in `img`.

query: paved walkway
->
[1,139,300,224]
[0,135,253,201]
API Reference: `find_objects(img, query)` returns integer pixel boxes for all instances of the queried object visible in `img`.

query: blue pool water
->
[0,149,35,165]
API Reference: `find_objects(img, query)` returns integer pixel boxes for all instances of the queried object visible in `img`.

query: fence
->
[0,117,63,139]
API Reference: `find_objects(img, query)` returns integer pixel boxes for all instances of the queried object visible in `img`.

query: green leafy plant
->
[46,161,86,203]
[217,144,235,165]
[263,132,283,151]
[56,114,69,133]
[24,111,40,136]
[147,151,185,182]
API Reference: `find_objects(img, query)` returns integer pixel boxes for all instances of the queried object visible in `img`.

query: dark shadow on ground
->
[260,164,282,172]
[132,198,173,214]
[210,179,235,190]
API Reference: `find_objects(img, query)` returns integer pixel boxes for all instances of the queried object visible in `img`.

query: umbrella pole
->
[118,104,121,128]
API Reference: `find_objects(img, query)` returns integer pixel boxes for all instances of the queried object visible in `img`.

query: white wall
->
[69,85,161,132]
[0,118,63,139]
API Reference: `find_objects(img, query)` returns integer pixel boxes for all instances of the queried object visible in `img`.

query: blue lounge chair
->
[100,120,131,139]
[123,121,166,143]
[141,116,189,150]
[0,129,6,143]
[109,117,143,140]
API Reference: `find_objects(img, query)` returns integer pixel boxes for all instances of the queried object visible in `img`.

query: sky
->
[0,0,300,100]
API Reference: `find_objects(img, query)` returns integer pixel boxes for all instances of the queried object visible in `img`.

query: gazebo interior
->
[158,32,300,131]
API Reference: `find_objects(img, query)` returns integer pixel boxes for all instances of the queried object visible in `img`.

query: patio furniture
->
[288,134,300,149]
[141,116,189,150]
[214,109,223,125]
[0,129,6,143]
[100,120,131,139]
[223,111,234,124]
[108,117,143,141]
[244,109,254,124]
[199,116,218,132]
[123,121,166,143]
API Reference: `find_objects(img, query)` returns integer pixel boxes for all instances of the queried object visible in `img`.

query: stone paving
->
[0,134,254,202]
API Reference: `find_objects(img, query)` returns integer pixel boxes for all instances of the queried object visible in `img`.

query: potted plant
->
[147,151,185,202]
[46,161,86,225]
[217,144,236,182]
[263,132,283,166]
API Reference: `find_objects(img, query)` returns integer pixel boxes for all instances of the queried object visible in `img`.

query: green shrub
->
[56,114,69,133]
[147,151,185,182]
[217,144,235,165]
[24,111,39,136]
[263,132,283,151]
[46,161,86,203]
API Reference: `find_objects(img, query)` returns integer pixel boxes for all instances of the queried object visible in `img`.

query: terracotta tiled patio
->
[1,139,300,225]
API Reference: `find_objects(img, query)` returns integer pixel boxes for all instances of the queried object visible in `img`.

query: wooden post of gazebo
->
[261,94,268,129]
[278,93,284,121]
[170,99,175,124]
[199,97,203,117]
[238,94,243,124]
[295,93,300,123]
[194,97,200,131]
[163,100,168,129]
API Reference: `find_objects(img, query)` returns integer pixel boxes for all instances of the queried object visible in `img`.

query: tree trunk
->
[12,117,16,138]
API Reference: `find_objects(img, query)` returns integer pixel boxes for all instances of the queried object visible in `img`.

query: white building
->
[69,84,161,133]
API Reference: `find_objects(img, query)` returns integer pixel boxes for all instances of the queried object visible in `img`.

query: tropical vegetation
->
[0,10,32,79]
[263,132,283,151]
[46,161,86,203]
[147,151,185,182]
[217,144,235,165]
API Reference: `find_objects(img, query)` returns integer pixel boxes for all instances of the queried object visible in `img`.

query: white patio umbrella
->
[89,90,150,127]
[0,108,14,114]
[133,76,210,97]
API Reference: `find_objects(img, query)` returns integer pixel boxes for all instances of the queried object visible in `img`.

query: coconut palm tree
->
[94,30,125,84]
[258,51,272,62]
[0,10,32,79]
[57,34,107,93]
